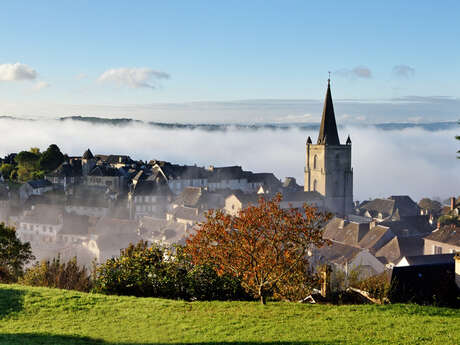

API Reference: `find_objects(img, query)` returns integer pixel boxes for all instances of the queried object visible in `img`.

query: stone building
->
[304,79,353,216]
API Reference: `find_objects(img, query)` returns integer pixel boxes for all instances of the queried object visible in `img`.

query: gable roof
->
[322,217,370,247]
[397,253,455,267]
[88,165,121,177]
[358,225,394,253]
[424,226,460,246]
[375,236,424,264]
[315,241,362,265]
[380,216,435,237]
[82,149,94,160]
[132,178,172,196]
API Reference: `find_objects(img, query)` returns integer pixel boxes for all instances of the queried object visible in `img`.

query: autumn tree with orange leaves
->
[185,194,331,304]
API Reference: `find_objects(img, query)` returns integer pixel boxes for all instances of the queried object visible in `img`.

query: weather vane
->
[328,71,331,80]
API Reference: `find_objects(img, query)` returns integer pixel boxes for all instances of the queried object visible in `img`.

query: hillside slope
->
[0,284,459,345]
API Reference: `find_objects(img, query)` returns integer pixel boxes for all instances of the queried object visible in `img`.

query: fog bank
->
[0,118,458,202]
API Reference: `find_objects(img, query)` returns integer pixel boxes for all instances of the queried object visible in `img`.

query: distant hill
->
[0,115,457,132]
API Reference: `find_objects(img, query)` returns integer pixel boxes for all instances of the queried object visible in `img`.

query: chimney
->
[451,197,456,211]
[455,253,460,290]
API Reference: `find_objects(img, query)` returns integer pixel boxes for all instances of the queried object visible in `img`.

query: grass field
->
[0,284,459,345]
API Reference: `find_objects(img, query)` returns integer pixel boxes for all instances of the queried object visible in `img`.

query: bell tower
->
[304,78,353,216]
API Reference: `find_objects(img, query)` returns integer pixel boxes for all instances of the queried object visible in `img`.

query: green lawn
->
[0,284,459,345]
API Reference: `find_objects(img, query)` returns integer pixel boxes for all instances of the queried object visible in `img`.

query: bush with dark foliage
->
[92,241,250,301]
[21,256,92,292]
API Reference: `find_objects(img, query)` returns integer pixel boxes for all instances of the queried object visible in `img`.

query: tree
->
[39,144,65,172]
[0,223,34,282]
[14,150,41,170]
[0,164,14,180]
[418,198,442,215]
[185,194,331,304]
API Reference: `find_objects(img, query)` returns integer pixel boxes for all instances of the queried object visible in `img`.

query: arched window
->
[313,155,318,169]
[313,180,317,192]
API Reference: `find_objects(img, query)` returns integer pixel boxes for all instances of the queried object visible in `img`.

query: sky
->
[0,1,459,123]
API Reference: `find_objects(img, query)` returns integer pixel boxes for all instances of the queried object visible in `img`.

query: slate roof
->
[424,226,460,246]
[88,165,122,177]
[322,217,370,247]
[228,191,261,207]
[317,79,340,145]
[397,253,455,267]
[47,162,82,178]
[380,216,435,237]
[358,225,394,253]
[357,195,420,220]
[106,155,134,165]
[131,178,172,197]
[82,149,94,160]
[282,190,324,202]
[173,187,220,209]
[315,241,362,265]
[208,166,245,182]
[375,236,424,264]
[27,179,52,189]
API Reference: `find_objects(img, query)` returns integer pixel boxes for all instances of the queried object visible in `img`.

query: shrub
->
[21,256,92,292]
[356,271,391,303]
[92,241,251,301]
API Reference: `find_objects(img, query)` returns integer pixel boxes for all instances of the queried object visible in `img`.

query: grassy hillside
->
[0,284,459,345]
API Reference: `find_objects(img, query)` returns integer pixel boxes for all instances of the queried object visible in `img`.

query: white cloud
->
[34,81,50,90]
[98,67,170,89]
[275,113,320,123]
[393,65,415,78]
[335,66,372,79]
[76,73,87,80]
[0,62,37,81]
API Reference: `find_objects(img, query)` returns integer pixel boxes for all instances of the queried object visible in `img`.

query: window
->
[313,155,318,169]
[313,180,317,192]
[433,245,442,254]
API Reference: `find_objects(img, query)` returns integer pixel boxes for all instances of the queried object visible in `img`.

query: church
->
[304,79,353,216]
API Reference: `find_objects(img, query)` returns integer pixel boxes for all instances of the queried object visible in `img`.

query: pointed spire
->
[317,78,340,145]
[306,136,312,144]
[82,148,94,160]
[346,135,352,145]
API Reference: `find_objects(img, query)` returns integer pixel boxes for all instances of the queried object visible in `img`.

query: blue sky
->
[0,1,459,122]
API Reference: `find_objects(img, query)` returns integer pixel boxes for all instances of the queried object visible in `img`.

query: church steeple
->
[317,78,340,145]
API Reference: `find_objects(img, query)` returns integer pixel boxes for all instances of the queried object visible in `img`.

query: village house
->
[17,204,63,243]
[84,217,140,262]
[424,225,460,254]
[45,160,82,190]
[313,242,385,278]
[128,175,173,219]
[224,190,325,216]
[355,195,421,222]
[19,179,53,202]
